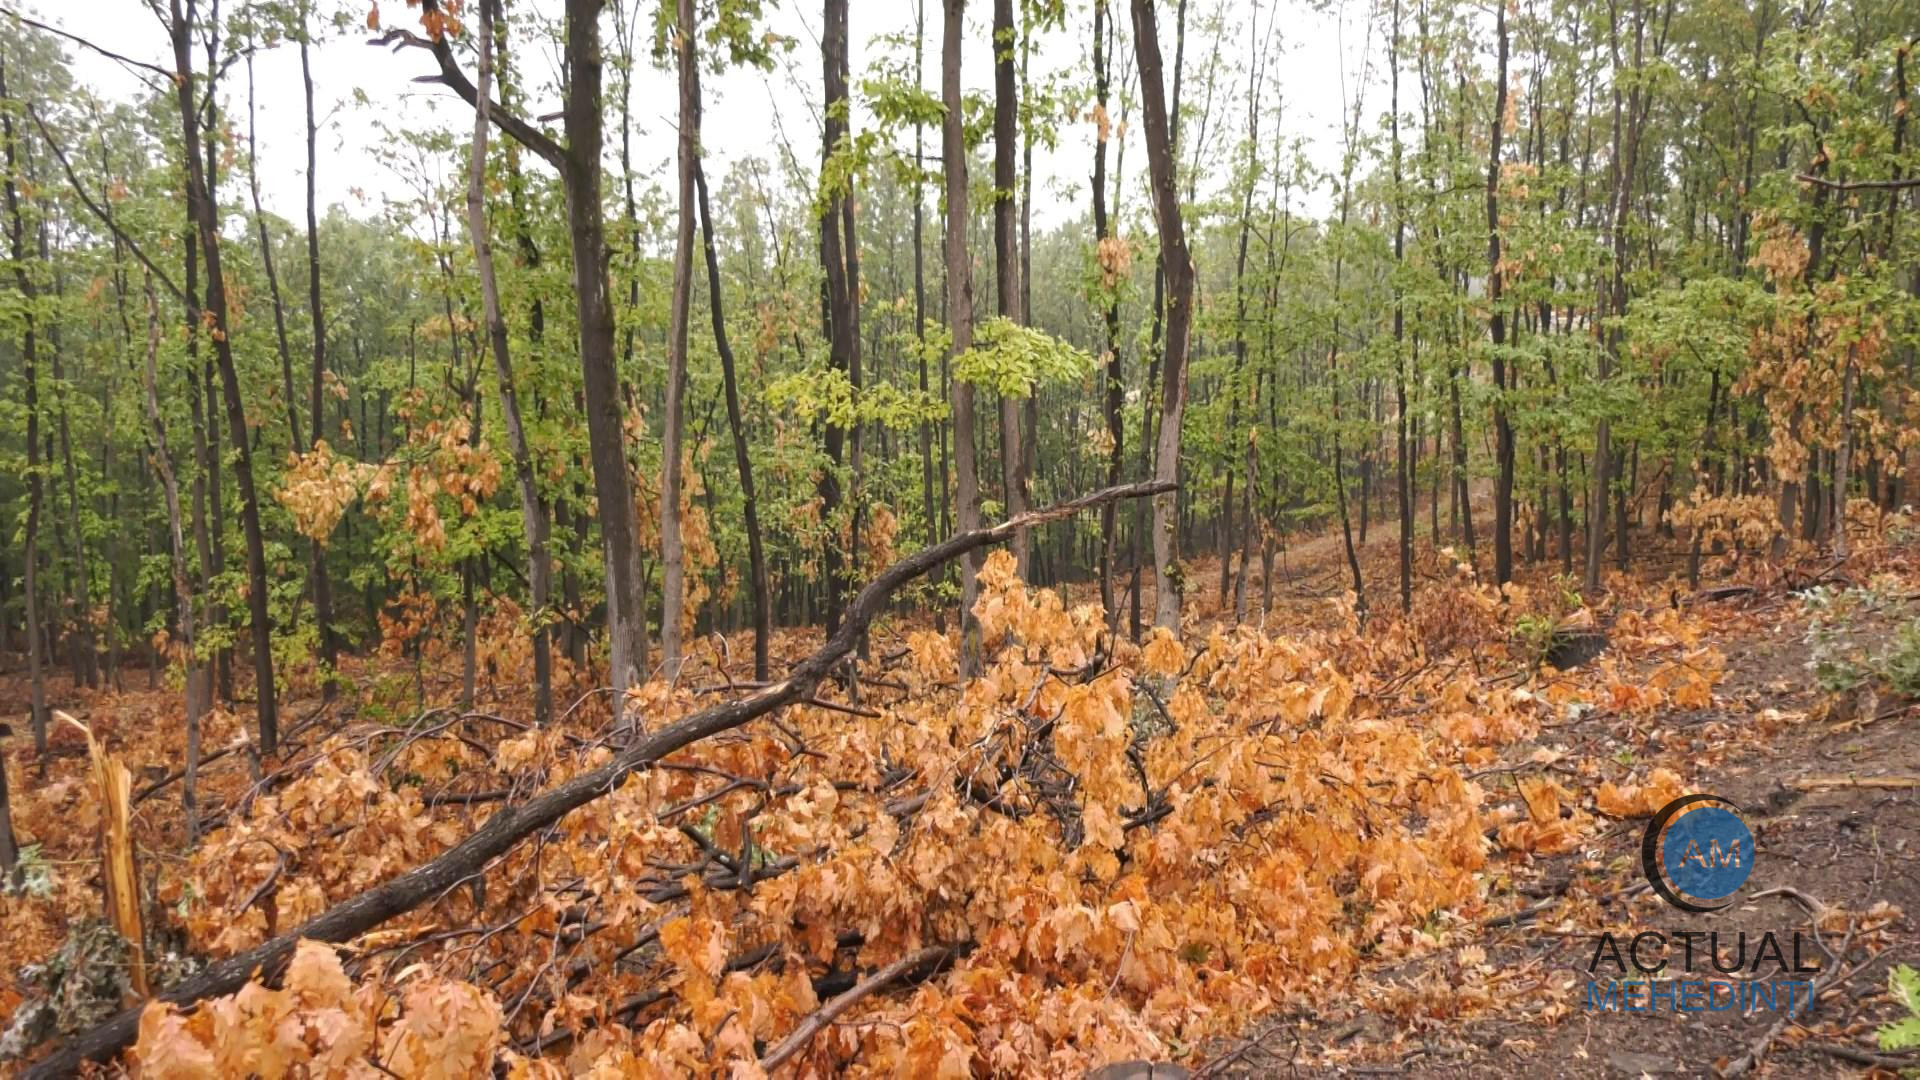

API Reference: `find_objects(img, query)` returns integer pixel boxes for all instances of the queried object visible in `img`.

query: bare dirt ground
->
[1197,539,1920,1079]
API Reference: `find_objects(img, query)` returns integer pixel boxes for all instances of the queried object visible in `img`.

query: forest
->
[0,0,1918,1074]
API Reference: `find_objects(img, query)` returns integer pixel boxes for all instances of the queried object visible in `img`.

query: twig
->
[758,946,950,1071]
[1806,1043,1920,1069]
[1720,919,1859,1078]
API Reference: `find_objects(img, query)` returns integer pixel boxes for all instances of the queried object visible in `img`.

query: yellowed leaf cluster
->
[136,940,499,1079]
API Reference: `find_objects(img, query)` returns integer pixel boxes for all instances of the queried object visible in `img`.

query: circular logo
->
[1641,794,1754,912]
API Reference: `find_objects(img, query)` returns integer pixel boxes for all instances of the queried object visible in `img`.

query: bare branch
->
[759,946,952,1071]
[0,8,175,86]
[24,102,185,303]
[1795,172,1920,193]
[384,0,568,170]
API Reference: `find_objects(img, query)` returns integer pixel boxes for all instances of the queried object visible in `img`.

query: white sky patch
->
[44,0,1380,233]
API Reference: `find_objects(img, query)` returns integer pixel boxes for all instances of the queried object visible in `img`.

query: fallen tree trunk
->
[27,480,1173,1078]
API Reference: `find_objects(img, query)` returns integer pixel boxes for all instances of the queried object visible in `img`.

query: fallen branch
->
[1795,172,1920,192]
[758,945,952,1072]
[1789,775,1920,792]
[1720,918,1860,1078]
[1806,1042,1920,1070]
[26,480,1172,1078]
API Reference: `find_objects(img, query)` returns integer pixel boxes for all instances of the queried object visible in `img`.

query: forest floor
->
[1193,534,1920,1078]
[2,504,1919,1077]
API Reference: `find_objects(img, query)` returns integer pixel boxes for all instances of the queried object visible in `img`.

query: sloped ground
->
[1202,558,1920,1078]
[2,508,1915,1076]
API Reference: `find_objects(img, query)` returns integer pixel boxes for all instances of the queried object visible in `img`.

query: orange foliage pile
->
[0,542,1759,1075]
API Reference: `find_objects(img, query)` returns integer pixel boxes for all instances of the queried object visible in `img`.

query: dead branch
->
[758,945,952,1072]
[0,9,176,84]
[1795,172,1920,192]
[1789,775,1920,792]
[25,479,1171,1078]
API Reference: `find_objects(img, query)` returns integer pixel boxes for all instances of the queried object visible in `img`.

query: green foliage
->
[764,365,946,431]
[1801,585,1920,697]
[1879,965,1920,1052]
[953,316,1097,398]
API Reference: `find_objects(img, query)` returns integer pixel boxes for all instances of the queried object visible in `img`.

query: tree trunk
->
[944,0,983,673]
[171,0,279,755]
[1391,0,1412,611]
[818,0,859,636]
[555,0,652,710]
[1,55,47,759]
[914,0,936,563]
[992,0,1029,578]
[1488,0,1514,585]
[1132,0,1195,634]
[695,164,770,682]
[661,0,698,672]
[465,0,553,725]
[299,19,339,686]
[1093,0,1125,632]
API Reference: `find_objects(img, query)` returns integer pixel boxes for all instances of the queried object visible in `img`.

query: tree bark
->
[138,277,209,840]
[1391,0,1412,611]
[553,0,653,708]
[1093,0,1125,632]
[818,0,859,636]
[0,55,47,759]
[914,0,935,557]
[465,0,553,725]
[695,163,770,682]
[661,0,698,672]
[944,0,983,674]
[992,0,1029,578]
[1132,0,1195,634]
[171,0,279,755]
[1488,0,1514,585]
[299,15,339,683]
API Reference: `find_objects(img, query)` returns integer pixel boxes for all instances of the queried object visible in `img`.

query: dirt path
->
[1203,588,1920,1078]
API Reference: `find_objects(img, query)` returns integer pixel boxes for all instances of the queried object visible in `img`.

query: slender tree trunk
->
[1391,0,1412,611]
[694,164,770,682]
[944,0,983,673]
[661,0,698,672]
[171,0,279,754]
[992,0,1029,577]
[1833,347,1854,557]
[914,0,936,569]
[818,0,858,636]
[49,270,94,688]
[1130,0,1185,643]
[299,18,339,687]
[555,0,652,710]
[1,56,47,759]
[136,276,208,839]
[1132,0,1195,634]
[1488,0,1514,585]
[1220,12,1267,616]
[1093,0,1125,632]
[466,0,552,725]
[1587,0,1645,592]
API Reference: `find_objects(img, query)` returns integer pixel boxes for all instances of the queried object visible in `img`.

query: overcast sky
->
[39,0,1379,232]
